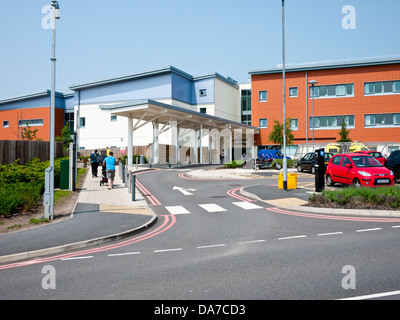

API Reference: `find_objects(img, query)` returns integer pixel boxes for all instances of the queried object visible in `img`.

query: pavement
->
[1,165,399,264]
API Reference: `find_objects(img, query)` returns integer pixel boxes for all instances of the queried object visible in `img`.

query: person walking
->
[220,149,225,164]
[104,151,116,190]
[90,149,100,177]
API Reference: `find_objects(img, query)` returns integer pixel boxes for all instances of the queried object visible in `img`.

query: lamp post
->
[282,0,287,191]
[308,80,318,151]
[47,1,60,220]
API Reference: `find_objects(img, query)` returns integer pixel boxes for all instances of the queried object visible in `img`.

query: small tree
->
[268,118,294,147]
[337,117,352,142]
[20,123,40,141]
[56,123,73,151]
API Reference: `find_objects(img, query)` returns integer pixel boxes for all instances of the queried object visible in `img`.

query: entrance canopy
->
[100,99,259,166]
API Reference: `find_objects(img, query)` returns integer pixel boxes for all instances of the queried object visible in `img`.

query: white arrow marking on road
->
[173,186,197,195]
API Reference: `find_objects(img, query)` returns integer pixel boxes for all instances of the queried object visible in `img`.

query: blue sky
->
[0,0,399,100]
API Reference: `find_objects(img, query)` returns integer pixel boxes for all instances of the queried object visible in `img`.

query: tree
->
[268,118,294,147]
[55,123,73,151]
[337,117,352,142]
[20,122,40,141]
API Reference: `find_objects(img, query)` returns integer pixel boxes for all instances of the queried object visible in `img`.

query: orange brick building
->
[249,58,400,156]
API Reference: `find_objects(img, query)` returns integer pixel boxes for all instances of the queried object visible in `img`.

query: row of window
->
[2,119,44,128]
[258,113,400,129]
[258,80,400,102]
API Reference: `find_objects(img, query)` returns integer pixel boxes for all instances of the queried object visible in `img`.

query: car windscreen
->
[351,155,381,167]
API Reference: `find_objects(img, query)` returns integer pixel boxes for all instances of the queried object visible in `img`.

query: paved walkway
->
[0,166,157,264]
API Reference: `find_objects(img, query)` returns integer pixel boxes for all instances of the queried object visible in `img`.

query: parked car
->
[354,150,387,166]
[297,152,333,174]
[325,153,395,187]
[258,149,291,160]
[385,150,400,180]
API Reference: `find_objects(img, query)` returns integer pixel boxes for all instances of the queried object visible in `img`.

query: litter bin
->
[278,173,297,190]
[60,159,69,190]
[140,155,145,164]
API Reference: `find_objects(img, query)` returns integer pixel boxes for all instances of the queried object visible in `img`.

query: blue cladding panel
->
[172,73,194,104]
[79,74,172,104]
[193,78,215,104]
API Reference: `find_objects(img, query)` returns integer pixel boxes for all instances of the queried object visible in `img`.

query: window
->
[199,107,207,114]
[259,118,267,128]
[365,113,400,127]
[290,119,298,130]
[310,84,354,98]
[18,119,43,127]
[332,156,342,165]
[310,115,355,129]
[365,80,400,95]
[3,121,9,128]
[199,89,207,97]
[80,117,86,128]
[289,87,298,97]
[342,156,351,167]
[259,91,267,102]
[111,115,117,122]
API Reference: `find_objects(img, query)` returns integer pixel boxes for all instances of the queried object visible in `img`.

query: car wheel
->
[297,165,302,172]
[353,178,361,188]
[326,174,334,186]
[311,166,316,174]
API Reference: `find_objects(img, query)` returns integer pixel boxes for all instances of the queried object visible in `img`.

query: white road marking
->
[232,202,263,210]
[356,228,382,232]
[339,290,400,300]
[165,206,190,215]
[278,235,307,240]
[318,232,344,236]
[197,244,226,249]
[198,203,227,213]
[154,248,182,253]
[173,186,197,195]
[108,252,141,257]
[61,256,93,261]
[391,225,400,228]
[239,239,266,244]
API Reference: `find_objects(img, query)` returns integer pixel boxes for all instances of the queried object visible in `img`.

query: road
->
[1,167,400,302]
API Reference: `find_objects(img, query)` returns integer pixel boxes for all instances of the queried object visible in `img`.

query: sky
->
[0,0,399,100]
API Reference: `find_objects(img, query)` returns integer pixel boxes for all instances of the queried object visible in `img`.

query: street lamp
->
[282,0,287,191]
[308,80,318,151]
[47,1,60,220]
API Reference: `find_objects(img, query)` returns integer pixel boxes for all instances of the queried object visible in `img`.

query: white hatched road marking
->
[232,202,263,210]
[165,206,190,215]
[198,203,227,213]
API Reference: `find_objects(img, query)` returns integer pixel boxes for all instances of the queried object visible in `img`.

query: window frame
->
[259,118,268,128]
[259,90,268,102]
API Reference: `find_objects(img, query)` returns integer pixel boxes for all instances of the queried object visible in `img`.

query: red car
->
[326,153,395,187]
[354,150,387,165]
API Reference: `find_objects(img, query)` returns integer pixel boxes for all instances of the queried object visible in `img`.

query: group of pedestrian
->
[90,146,115,190]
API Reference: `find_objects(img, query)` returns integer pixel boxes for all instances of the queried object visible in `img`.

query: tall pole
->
[282,0,287,191]
[48,1,60,220]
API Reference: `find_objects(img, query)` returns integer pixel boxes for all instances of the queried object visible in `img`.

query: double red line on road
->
[0,215,176,270]
[226,187,255,202]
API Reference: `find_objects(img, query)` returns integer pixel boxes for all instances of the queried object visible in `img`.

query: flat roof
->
[70,66,239,91]
[100,99,258,132]
[249,57,400,76]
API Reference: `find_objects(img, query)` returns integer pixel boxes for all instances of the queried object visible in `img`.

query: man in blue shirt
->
[104,151,116,189]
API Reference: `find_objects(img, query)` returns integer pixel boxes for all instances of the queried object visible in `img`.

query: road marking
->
[154,248,183,253]
[165,206,190,215]
[198,203,227,213]
[239,239,266,244]
[356,228,382,232]
[173,186,197,195]
[197,244,226,249]
[318,232,344,236]
[339,289,400,300]
[61,256,93,261]
[278,235,307,240]
[108,252,141,257]
[232,202,263,210]
[391,225,400,228]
